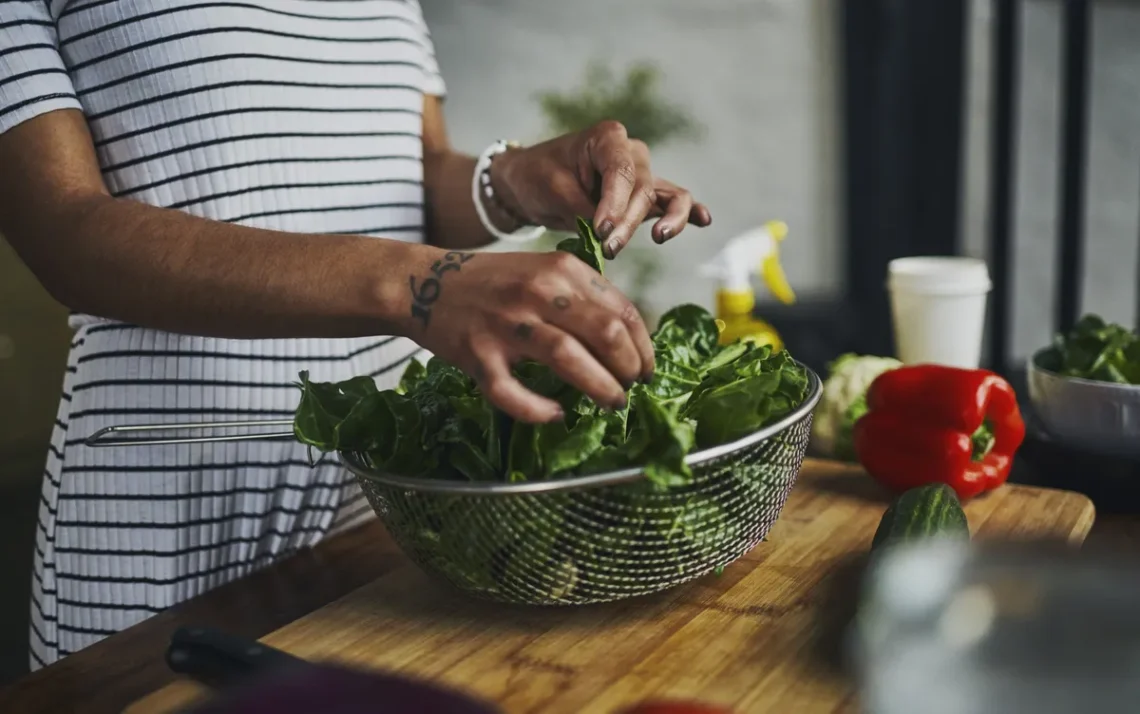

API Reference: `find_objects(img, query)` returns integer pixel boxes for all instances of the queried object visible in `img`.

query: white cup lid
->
[887,256,992,295]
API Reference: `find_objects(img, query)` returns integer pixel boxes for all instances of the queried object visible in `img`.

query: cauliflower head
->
[810,353,902,460]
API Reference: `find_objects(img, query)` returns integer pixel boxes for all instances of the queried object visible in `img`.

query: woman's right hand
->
[399,248,655,423]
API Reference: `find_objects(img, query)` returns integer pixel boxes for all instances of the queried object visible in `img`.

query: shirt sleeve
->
[0,1,82,136]
[405,0,446,97]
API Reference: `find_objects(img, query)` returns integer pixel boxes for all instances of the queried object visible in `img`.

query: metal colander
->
[86,368,821,605]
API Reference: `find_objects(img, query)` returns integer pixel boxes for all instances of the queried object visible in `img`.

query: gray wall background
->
[422,0,1140,363]
[961,0,1140,362]
[420,0,841,322]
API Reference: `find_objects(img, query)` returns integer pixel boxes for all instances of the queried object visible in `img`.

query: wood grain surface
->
[129,459,1095,714]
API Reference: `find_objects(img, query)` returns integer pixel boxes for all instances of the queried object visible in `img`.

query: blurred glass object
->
[853,540,1140,714]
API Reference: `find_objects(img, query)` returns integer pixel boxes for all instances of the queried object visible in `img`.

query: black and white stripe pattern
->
[0,0,443,668]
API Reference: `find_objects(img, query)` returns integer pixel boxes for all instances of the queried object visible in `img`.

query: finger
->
[606,163,656,258]
[603,140,656,257]
[691,201,713,227]
[652,178,712,235]
[512,320,627,410]
[539,296,643,389]
[650,187,694,244]
[586,122,639,247]
[474,348,564,424]
[572,274,655,382]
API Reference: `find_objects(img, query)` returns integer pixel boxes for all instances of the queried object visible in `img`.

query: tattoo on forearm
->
[408,251,475,328]
[514,322,533,340]
[590,277,608,293]
[552,295,571,310]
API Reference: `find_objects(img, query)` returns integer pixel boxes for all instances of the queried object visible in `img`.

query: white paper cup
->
[887,257,992,369]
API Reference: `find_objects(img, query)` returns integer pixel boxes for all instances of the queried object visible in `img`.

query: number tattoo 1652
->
[408,251,475,328]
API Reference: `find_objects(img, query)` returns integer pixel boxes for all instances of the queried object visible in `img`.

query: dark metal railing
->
[986,0,1093,369]
[840,0,968,359]
[985,0,1021,373]
[1055,0,1092,336]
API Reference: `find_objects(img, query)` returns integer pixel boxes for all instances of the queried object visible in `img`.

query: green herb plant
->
[536,61,702,148]
[291,220,809,600]
[1036,314,1140,384]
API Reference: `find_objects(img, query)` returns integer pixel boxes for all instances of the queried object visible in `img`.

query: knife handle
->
[166,626,306,689]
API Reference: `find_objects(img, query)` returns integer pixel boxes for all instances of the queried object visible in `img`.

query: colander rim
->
[340,362,821,495]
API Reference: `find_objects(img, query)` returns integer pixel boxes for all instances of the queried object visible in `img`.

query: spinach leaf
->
[654,303,721,361]
[617,388,695,488]
[684,344,810,447]
[506,421,541,482]
[643,354,703,402]
[641,304,724,402]
[542,415,611,476]
[506,402,617,480]
[396,359,426,394]
[294,371,379,451]
[438,394,500,481]
[556,216,606,274]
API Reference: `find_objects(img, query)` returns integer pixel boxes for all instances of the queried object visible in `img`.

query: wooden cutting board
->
[128,459,1095,714]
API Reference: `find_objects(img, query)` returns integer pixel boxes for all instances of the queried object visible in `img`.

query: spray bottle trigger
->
[760,252,796,305]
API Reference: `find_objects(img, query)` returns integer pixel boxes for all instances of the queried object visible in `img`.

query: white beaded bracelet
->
[471,139,546,244]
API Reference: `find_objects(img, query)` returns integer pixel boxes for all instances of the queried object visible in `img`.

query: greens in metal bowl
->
[1029,314,1140,457]
[288,220,817,604]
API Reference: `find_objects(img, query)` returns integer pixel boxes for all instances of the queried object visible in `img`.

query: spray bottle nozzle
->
[700,220,796,305]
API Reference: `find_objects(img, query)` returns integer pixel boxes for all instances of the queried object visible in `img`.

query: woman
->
[0,0,710,668]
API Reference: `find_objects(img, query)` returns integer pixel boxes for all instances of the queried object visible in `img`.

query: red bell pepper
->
[852,364,1026,500]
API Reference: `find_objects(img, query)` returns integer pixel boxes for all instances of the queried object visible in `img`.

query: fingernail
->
[597,220,615,239]
[551,407,565,422]
[621,379,635,391]
[639,373,654,384]
[605,239,621,258]
[656,226,671,243]
[611,395,628,411]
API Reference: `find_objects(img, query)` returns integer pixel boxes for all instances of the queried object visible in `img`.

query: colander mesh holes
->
[355,412,813,605]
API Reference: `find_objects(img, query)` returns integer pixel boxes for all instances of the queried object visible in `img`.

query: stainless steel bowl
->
[343,368,823,605]
[1027,349,1140,458]
[85,366,824,606]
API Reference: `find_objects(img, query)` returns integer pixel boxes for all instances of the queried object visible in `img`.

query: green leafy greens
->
[294,219,809,487]
[1036,314,1140,385]
[291,218,811,600]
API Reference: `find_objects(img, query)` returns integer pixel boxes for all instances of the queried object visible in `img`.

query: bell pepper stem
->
[970,421,996,462]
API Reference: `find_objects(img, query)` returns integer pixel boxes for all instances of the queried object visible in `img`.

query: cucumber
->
[871,483,970,551]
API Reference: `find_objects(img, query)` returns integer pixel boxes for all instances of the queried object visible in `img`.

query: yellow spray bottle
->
[698,220,796,350]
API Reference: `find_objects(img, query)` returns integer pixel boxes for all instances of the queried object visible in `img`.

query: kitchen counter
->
[0,480,1132,714]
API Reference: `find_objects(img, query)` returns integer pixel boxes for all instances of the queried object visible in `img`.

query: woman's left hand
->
[489,121,713,259]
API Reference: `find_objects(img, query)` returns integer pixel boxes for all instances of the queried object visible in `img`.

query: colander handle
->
[84,419,295,447]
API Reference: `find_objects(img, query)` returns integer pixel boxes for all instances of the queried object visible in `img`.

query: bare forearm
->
[422,149,503,251]
[30,195,433,339]
[418,95,525,251]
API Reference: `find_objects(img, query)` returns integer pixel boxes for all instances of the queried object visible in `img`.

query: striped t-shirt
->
[0,0,445,669]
